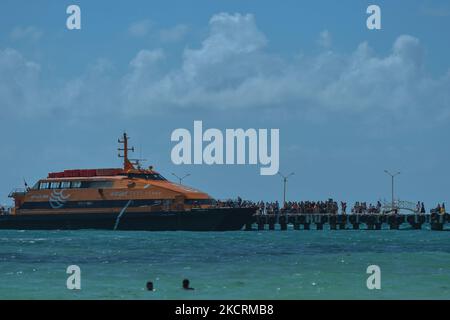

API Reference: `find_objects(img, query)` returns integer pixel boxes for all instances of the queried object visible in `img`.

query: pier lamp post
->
[278,172,295,209]
[384,170,400,211]
[172,173,191,185]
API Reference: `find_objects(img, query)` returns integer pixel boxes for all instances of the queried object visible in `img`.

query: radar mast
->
[118,132,135,171]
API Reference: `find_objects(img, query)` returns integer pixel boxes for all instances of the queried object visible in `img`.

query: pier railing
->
[248,212,449,231]
[0,206,12,216]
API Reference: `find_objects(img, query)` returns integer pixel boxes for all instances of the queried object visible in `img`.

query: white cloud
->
[121,14,449,123]
[0,48,42,115]
[159,24,189,42]
[1,13,449,125]
[128,19,152,37]
[130,49,165,68]
[181,13,268,84]
[317,30,332,49]
[122,49,166,108]
[52,58,120,118]
[121,13,271,110]
[184,13,267,71]
[10,26,43,42]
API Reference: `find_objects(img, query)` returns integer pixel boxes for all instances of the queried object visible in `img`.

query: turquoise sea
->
[0,228,449,300]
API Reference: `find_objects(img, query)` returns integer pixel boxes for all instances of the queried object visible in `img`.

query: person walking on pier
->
[420,202,426,214]
[341,201,347,215]
[376,201,382,213]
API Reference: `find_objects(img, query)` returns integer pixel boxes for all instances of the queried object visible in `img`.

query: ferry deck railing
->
[0,206,13,216]
[8,188,27,199]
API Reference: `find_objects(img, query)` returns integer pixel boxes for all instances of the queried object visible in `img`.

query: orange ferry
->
[0,133,255,231]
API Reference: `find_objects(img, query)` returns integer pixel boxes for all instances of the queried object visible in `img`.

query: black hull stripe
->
[20,199,211,210]
[0,208,256,231]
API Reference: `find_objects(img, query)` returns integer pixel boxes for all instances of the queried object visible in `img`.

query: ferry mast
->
[118,133,135,171]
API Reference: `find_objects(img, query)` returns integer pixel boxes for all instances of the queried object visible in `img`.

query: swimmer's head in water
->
[146,281,154,291]
[182,279,194,290]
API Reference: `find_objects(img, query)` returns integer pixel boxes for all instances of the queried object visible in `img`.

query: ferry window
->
[50,182,60,189]
[128,173,166,180]
[85,181,113,189]
[185,199,214,205]
[71,181,82,188]
[60,181,71,189]
[39,182,49,190]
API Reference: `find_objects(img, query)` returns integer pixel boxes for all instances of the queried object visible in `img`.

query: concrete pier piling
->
[279,215,287,230]
[258,222,264,231]
[407,214,425,230]
[329,215,337,230]
[251,213,448,231]
[338,215,347,230]
[430,213,446,231]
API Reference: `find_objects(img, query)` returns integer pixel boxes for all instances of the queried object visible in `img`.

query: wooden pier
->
[245,213,449,231]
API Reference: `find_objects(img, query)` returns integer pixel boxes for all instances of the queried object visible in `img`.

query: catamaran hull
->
[0,208,255,231]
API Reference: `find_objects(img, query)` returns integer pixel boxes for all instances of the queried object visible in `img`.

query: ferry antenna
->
[118,132,135,171]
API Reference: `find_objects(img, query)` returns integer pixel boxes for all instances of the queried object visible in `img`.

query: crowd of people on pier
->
[278,200,339,214]
[1,199,446,216]
[215,198,257,209]
[432,203,446,214]
[416,202,427,214]
[216,199,340,214]
[216,197,447,216]
[0,206,10,215]
[351,201,382,214]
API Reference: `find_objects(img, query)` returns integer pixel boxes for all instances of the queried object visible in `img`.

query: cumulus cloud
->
[128,19,152,37]
[53,58,120,118]
[317,30,332,49]
[130,49,165,68]
[121,14,449,122]
[0,48,42,115]
[121,13,272,110]
[182,13,267,78]
[159,24,189,42]
[10,26,43,42]
[122,49,166,108]
[1,12,449,124]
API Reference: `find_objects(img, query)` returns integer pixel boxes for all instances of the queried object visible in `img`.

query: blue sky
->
[1,0,449,208]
